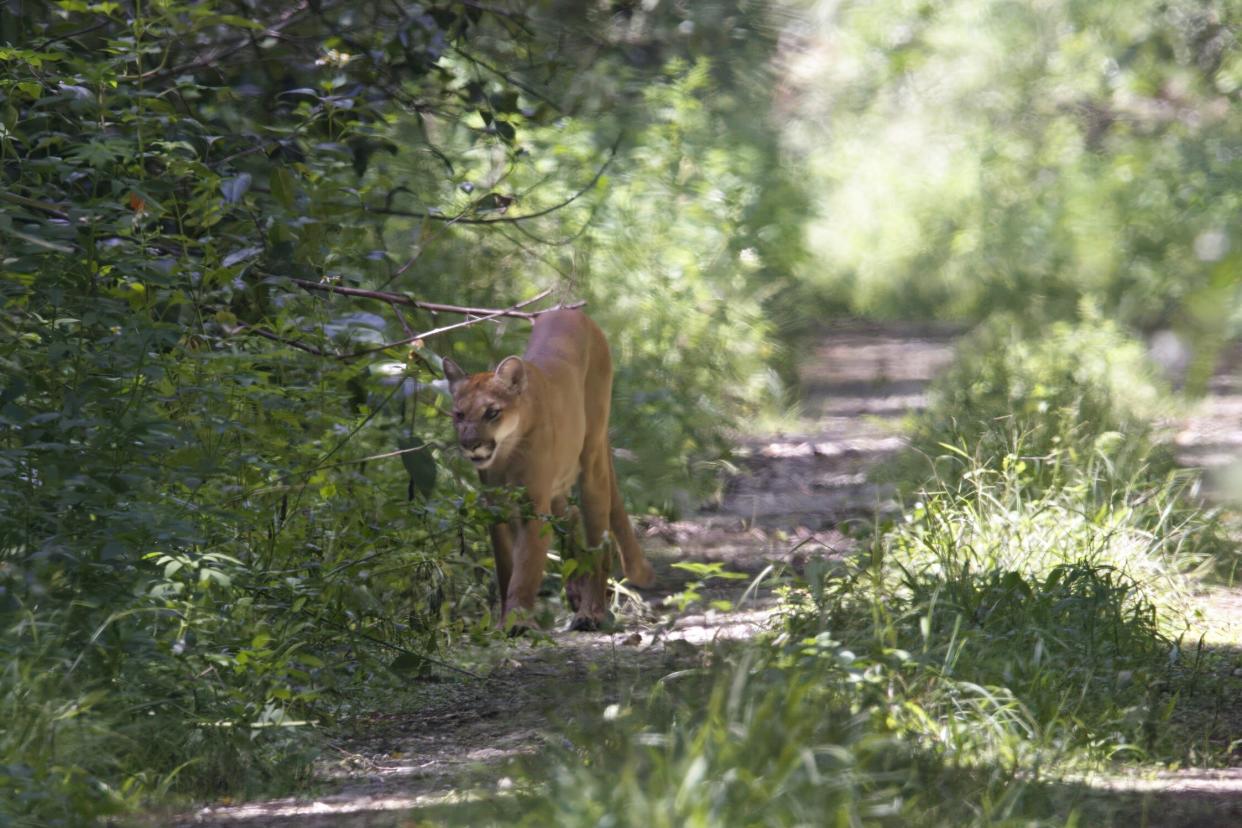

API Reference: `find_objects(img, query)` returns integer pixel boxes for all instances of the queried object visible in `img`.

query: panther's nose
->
[461,436,483,451]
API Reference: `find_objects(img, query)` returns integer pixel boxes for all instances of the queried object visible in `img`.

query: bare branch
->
[339,289,577,359]
[128,2,314,83]
[35,19,112,50]
[391,303,416,336]
[226,322,328,356]
[1,192,70,220]
[364,133,622,225]
[289,278,582,320]
[242,280,583,365]
[453,0,534,29]
[450,43,563,114]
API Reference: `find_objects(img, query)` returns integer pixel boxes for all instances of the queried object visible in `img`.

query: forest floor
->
[170,324,1242,828]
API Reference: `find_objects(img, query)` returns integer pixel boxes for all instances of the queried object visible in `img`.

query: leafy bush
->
[787,0,1242,336]
[568,61,792,512]
[0,2,803,821]
[907,314,1173,486]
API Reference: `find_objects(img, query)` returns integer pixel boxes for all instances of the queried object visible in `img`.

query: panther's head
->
[442,356,527,470]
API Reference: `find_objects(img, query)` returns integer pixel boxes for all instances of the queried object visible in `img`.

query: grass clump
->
[483,362,1227,827]
[908,314,1173,488]
[501,643,1057,828]
[487,456,1221,827]
[852,457,1218,756]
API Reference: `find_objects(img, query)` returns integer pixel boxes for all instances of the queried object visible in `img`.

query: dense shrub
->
[0,2,803,821]
[786,0,1242,337]
[907,314,1174,486]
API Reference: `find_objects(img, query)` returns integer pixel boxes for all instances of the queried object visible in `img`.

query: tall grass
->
[904,314,1174,489]
[484,443,1221,827]
[480,319,1230,827]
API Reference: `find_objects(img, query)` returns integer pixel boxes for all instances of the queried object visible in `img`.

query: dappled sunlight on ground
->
[1175,342,1242,499]
[176,323,944,827]
[173,323,1242,827]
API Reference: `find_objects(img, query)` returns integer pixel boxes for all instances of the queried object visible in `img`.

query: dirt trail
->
[175,323,1241,827]
[174,322,954,827]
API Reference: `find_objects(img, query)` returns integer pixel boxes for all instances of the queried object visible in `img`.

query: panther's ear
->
[495,356,527,395]
[442,358,467,391]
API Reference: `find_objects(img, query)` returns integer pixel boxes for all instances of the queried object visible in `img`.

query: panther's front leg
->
[502,496,551,633]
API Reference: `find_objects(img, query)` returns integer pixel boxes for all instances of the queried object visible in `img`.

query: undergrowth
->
[453,321,1233,827]
[899,313,1176,490]
[480,453,1223,827]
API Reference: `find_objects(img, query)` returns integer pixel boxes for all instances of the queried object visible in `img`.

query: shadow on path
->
[170,322,1242,827]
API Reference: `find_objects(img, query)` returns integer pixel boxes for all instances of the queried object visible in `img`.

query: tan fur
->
[443,309,655,631]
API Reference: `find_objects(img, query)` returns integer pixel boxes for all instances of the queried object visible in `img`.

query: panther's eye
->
[453,410,464,421]
[484,407,500,421]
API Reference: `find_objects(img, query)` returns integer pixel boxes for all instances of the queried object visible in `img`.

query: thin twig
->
[128,1,313,83]
[510,196,603,247]
[391,303,415,336]
[35,18,112,49]
[339,290,581,359]
[245,582,483,681]
[339,623,483,680]
[317,442,441,472]
[364,133,622,225]
[450,43,562,113]
[226,323,327,356]
[1,191,70,220]
[290,278,572,320]
[454,0,534,29]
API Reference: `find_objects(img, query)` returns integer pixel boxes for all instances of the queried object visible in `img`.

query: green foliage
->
[907,314,1173,486]
[575,62,793,510]
[2,0,1231,822]
[494,436,1224,828]
[862,457,1217,737]
[422,58,800,512]
[666,560,750,612]
[0,1,803,820]
[789,0,1242,337]
[513,652,930,827]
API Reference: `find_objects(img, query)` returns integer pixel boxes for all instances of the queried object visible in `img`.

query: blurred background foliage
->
[786,0,1241,347]
[0,0,1238,821]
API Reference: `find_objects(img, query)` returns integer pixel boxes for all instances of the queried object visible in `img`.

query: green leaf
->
[489,91,519,114]
[389,652,425,674]
[493,120,516,143]
[398,437,437,498]
[68,139,127,169]
[670,561,748,580]
[270,167,297,208]
[222,245,262,268]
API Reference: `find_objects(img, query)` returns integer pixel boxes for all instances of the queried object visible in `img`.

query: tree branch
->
[226,322,328,356]
[450,43,563,114]
[364,133,622,225]
[289,278,582,320]
[1,191,70,220]
[128,1,314,83]
[338,289,568,359]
